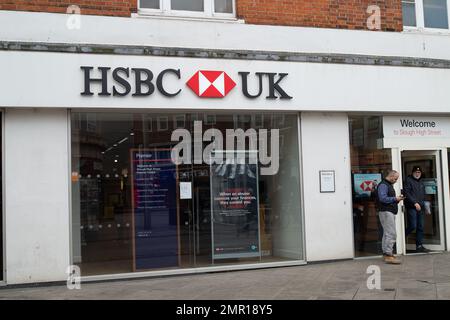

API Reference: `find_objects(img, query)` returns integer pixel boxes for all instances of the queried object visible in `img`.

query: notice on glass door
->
[179,182,192,200]
[210,154,260,260]
[131,149,178,270]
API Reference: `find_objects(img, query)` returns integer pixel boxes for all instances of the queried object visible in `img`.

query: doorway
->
[177,163,214,268]
[178,152,263,268]
[401,150,446,252]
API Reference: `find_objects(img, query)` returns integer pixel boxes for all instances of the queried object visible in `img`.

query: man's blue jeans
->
[405,208,425,247]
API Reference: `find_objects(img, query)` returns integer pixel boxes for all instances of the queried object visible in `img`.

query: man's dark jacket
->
[376,179,398,215]
[404,175,426,209]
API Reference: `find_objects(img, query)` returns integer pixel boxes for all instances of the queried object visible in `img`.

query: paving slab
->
[1,253,450,300]
[395,287,437,300]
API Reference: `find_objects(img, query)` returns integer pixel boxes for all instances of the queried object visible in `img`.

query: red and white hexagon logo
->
[360,180,376,192]
[186,70,236,98]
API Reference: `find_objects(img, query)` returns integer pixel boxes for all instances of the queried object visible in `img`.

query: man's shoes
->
[416,246,432,253]
[383,254,402,264]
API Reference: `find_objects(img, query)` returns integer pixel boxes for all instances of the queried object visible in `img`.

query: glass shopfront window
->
[71,112,303,276]
[349,116,392,257]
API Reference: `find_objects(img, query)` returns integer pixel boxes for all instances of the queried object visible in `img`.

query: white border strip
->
[81,260,306,282]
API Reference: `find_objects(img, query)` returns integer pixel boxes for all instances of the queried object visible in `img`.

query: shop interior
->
[71,112,303,276]
[350,115,447,257]
[349,116,392,257]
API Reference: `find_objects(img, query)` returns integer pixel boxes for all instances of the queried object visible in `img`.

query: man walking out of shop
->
[377,170,404,264]
[404,166,431,253]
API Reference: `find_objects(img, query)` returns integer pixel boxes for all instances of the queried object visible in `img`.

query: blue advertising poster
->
[131,149,178,270]
[210,153,260,260]
[353,173,382,198]
[422,178,437,195]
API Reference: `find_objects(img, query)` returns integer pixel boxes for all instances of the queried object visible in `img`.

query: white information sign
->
[320,170,335,193]
[180,182,192,200]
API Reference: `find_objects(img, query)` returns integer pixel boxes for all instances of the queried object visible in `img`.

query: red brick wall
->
[237,0,403,31]
[0,0,403,31]
[0,0,137,17]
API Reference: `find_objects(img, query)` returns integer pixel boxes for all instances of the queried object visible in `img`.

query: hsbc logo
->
[81,67,292,100]
[360,181,376,192]
[186,70,236,98]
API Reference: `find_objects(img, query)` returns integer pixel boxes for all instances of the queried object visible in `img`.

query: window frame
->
[403,0,450,34]
[138,0,236,20]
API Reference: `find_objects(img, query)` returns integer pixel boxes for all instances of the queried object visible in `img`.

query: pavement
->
[0,252,450,300]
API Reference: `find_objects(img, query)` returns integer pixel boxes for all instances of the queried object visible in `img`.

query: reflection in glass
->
[349,116,392,257]
[140,0,160,9]
[215,0,233,13]
[424,0,449,28]
[71,112,303,276]
[171,0,204,11]
[402,0,417,26]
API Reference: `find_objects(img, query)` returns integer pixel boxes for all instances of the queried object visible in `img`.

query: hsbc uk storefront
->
[1,40,319,284]
[3,12,450,284]
[71,65,305,277]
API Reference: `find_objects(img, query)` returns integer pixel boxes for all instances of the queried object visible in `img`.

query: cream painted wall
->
[301,113,354,261]
[2,10,450,60]
[4,109,70,284]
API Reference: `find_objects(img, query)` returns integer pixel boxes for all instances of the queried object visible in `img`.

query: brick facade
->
[237,0,403,31]
[0,0,403,31]
[0,0,137,17]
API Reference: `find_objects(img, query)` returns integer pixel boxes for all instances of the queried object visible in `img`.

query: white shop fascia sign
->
[0,52,298,111]
[383,116,450,148]
[3,50,450,112]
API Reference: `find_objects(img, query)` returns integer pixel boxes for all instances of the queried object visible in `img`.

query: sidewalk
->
[1,253,450,300]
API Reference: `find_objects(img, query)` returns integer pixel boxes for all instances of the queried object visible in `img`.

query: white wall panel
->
[301,113,353,261]
[4,109,70,284]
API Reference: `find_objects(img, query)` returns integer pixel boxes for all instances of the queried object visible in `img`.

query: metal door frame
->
[395,148,447,254]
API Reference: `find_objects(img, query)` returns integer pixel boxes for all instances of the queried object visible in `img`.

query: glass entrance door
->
[177,162,213,268]
[179,149,264,268]
[401,150,446,252]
